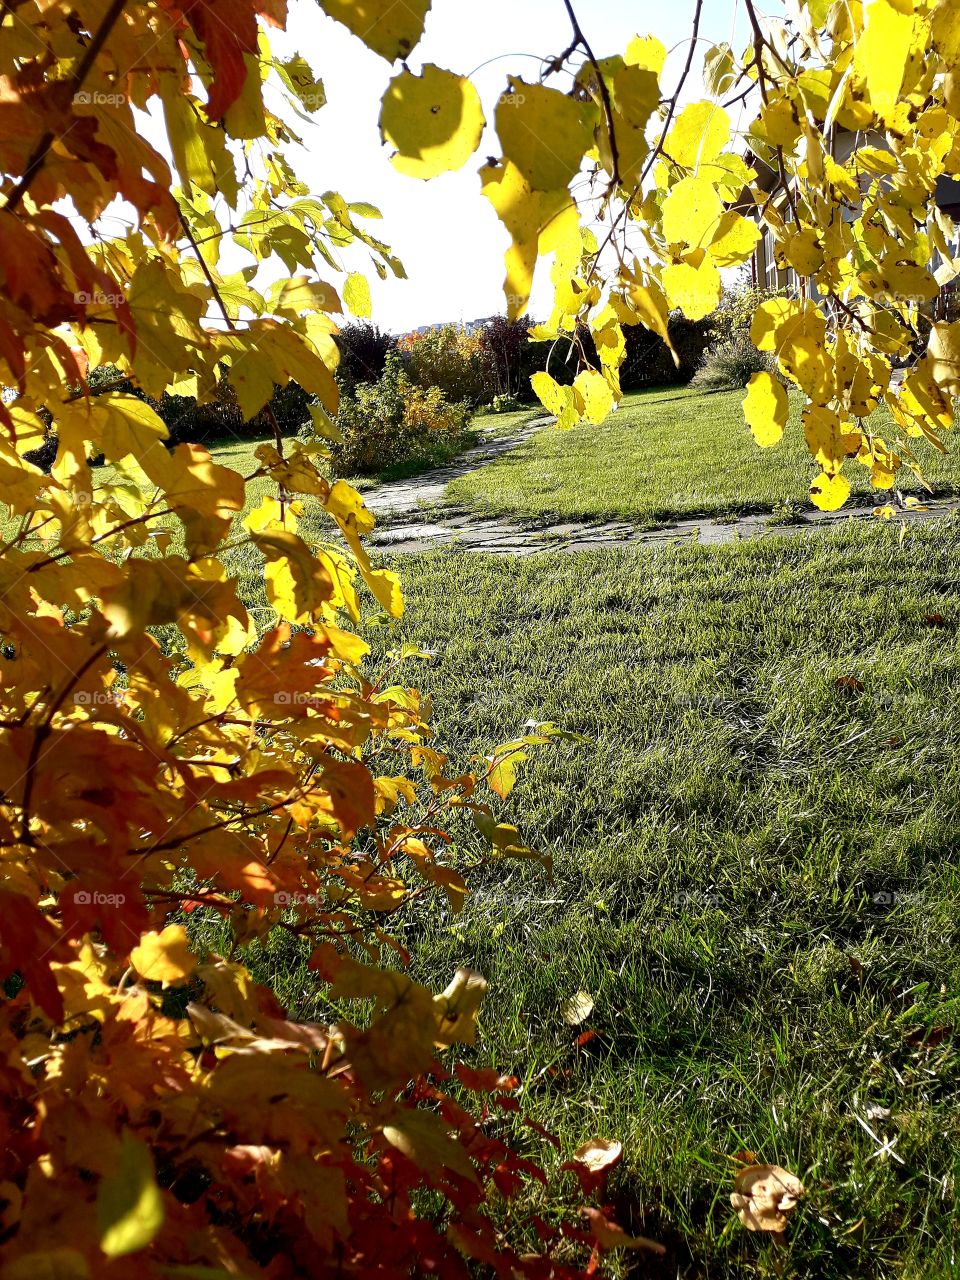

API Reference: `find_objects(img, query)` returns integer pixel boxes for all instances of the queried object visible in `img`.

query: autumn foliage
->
[0,1,614,1275]
[3,0,960,1272]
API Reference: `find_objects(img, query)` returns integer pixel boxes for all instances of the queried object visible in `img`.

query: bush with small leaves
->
[332,351,472,476]
[693,333,778,390]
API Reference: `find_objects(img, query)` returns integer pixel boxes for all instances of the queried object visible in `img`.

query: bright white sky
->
[267,0,752,333]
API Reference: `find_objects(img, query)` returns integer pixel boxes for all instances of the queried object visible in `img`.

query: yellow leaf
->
[97,1132,164,1257]
[628,279,674,349]
[625,33,667,73]
[254,529,338,623]
[573,369,615,425]
[318,0,430,61]
[562,990,595,1025]
[433,967,486,1046]
[933,0,960,63]
[383,1109,479,1183]
[708,211,762,267]
[661,259,721,321]
[810,471,851,511]
[130,924,197,985]
[661,176,723,249]
[803,407,860,468]
[782,227,824,276]
[854,0,914,121]
[343,272,371,318]
[743,372,788,448]
[380,65,485,180]
[530,370,582,430]
[480,160,581,320]
[496,77,597,192]
[664,101,730,169]
[927,321,960,394]
[612,64,660,127]
[750,297,825,355]
[487,745,526,799]
[755,96,802,148]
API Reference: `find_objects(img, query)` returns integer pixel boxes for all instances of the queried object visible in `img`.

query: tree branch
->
[3,0,129,212]
[561,0,620,187]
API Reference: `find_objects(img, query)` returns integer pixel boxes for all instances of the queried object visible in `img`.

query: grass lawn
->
[445,387,960,527]
[73,397,960,1276]
[236,522,960,1279]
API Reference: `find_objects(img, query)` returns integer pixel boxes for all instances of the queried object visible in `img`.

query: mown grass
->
[445,386,960,527]
[236,522,960,1280]
[73,396,960,1276]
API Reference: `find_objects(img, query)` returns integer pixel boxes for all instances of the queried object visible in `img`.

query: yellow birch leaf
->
[662,258,721,321]
[708,211,762,267]
[933,0,960,63]
[810,471,851,511]
[318,0,430,62]
[480,160,580,319]
[664,101,730,169]
[662,177,723,248]
[854,0,914,121]
[625,34,667,73]
[743,372,788,448]
[573,369,615,424]
[782,227,824,276]
[380,65,485,180]
[496,78,597,191]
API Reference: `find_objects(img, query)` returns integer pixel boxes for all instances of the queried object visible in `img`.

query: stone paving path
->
[365,419,960,556]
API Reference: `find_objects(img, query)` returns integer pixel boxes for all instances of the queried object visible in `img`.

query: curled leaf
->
[563,1136,623,1195]
[731,1163,805,1233]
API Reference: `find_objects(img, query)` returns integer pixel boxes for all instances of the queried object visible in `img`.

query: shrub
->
[331,351,472,475]
[491,392,520,413]
[398,323,494,407]
[692,332,777,389]
[620,313,715,389]
[336,321,395,394]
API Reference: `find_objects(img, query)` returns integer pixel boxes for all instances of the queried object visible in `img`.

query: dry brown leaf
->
[731,1163,805,1233]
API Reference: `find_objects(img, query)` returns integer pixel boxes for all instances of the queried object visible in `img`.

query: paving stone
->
[359,420,960,556]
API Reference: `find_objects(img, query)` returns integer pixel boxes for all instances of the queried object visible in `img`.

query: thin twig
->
[561,0,620,187]
[587,0,704,278]
[4,0,129,211]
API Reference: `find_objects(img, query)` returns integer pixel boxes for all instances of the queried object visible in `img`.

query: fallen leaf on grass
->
[731,1163,805,1233]
[572,1138,622,1174]
[562,990,594,1025]
[834,675,864,694]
